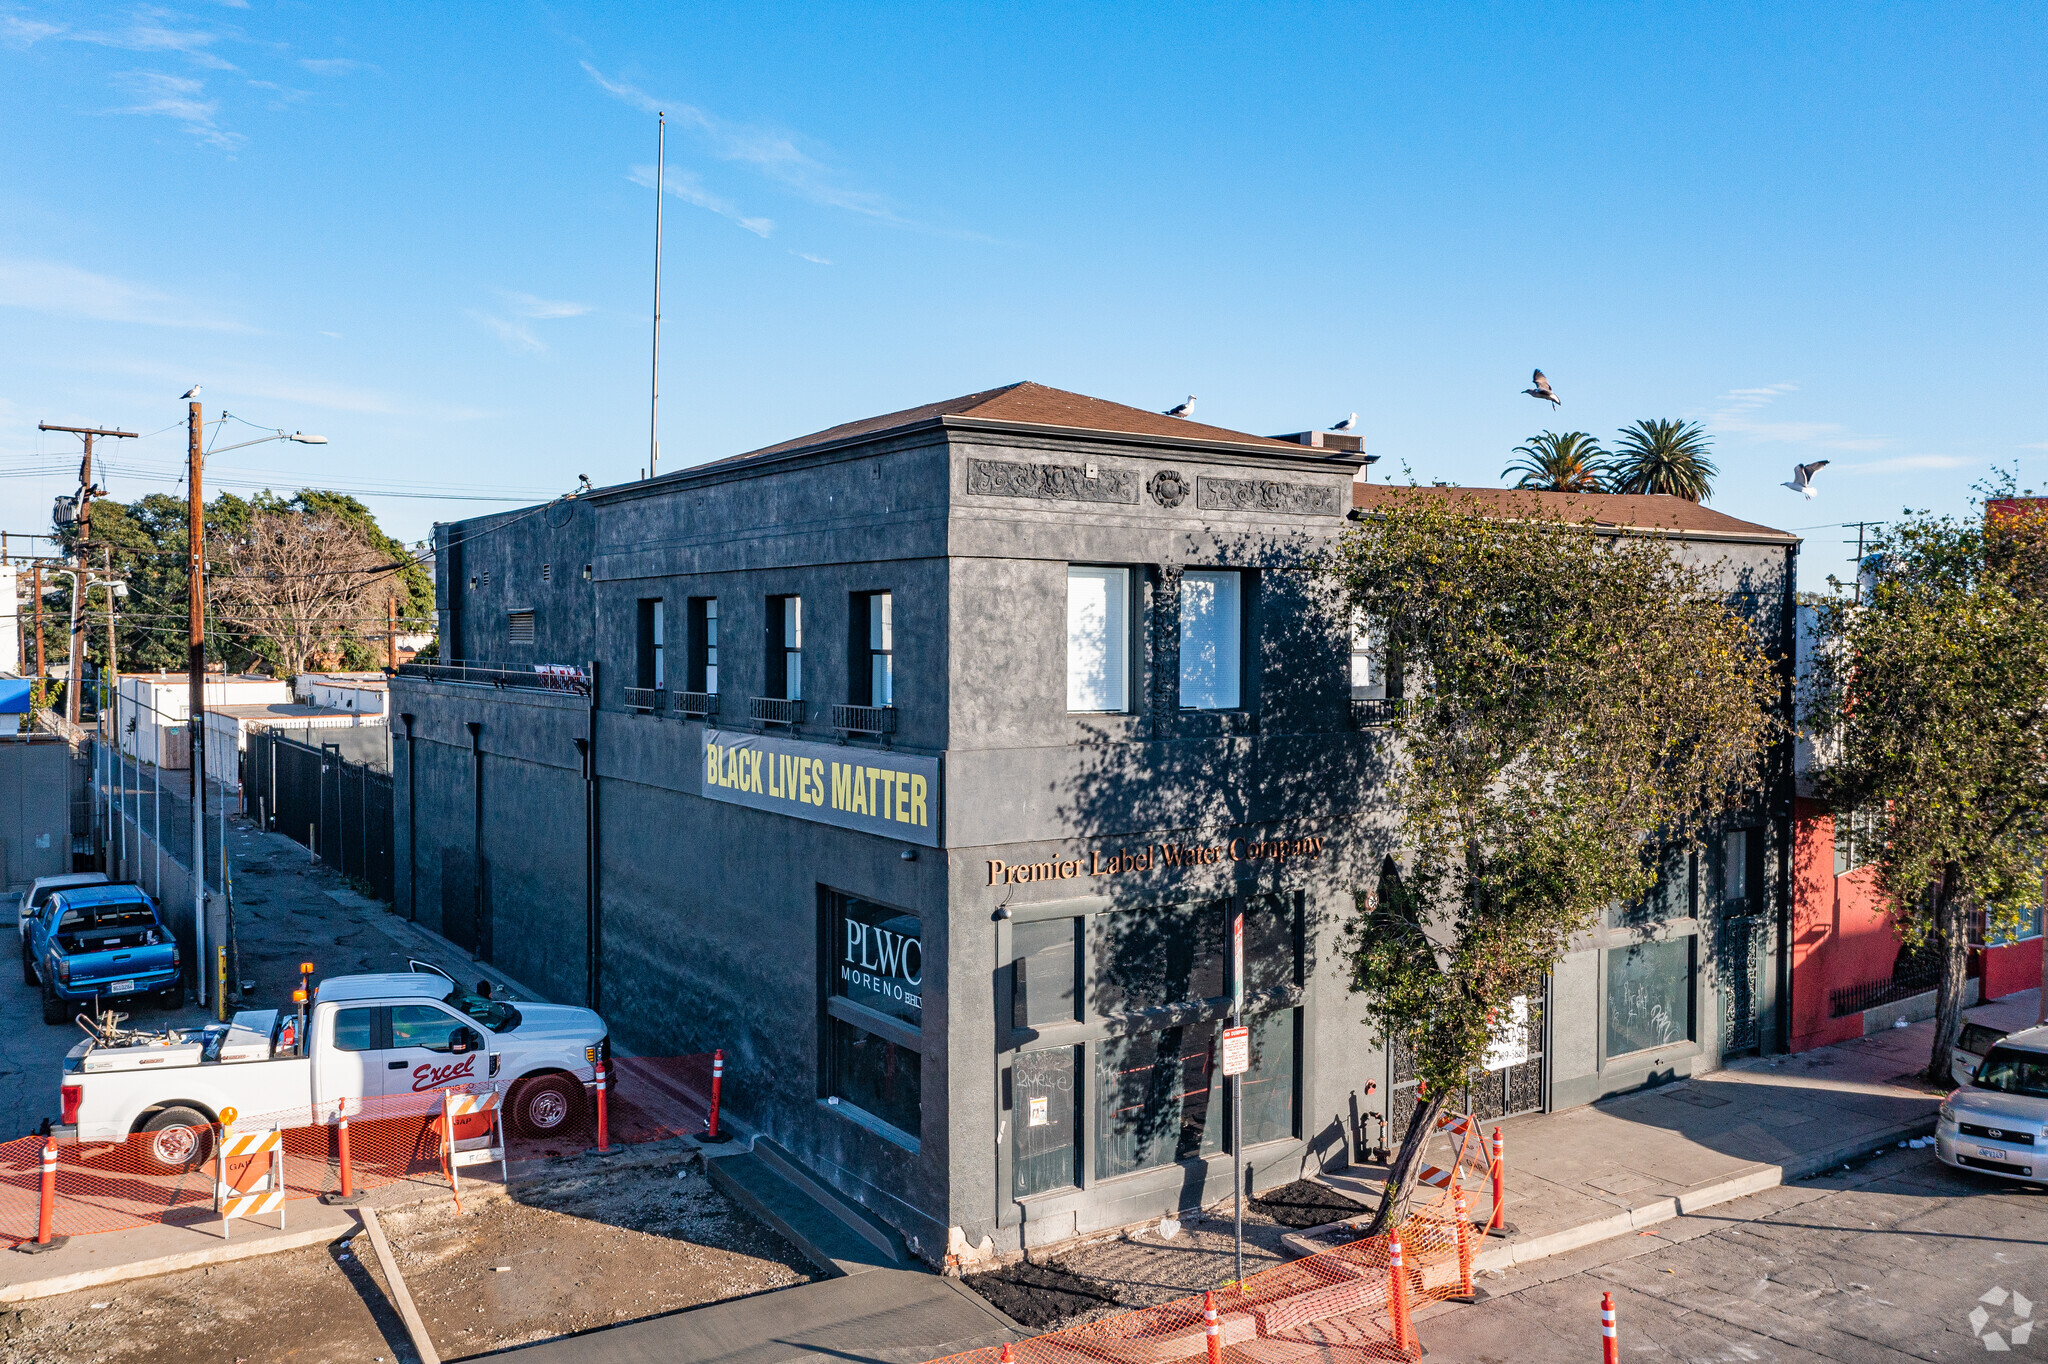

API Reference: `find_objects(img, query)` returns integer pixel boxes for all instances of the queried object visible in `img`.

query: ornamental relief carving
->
[1196,476,1344,516]
[1147,470,1191,508]
[965,458,1139,504]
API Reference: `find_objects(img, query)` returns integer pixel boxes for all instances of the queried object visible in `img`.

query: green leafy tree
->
[1607,419,1717,501]
[1502,431,1609,492]
[1328,491,1779,1231]
[1803,478,2048,1084]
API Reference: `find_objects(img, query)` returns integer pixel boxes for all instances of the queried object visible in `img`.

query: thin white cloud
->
[501,291,592,320]
[72,11,239,70]
[469,310,543,355]
[2,15,65,47]
[299,57,375,75]
[2019,441,2048,451]
[1698,383,1893,452]
[1837,454,1971,474]
[110,69,243,149]
[0,256,251,330]
[791,252,833,265]
[629,163,774,237]
[588,63,914,227]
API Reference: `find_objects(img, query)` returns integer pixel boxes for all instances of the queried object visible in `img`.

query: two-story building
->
[391,382,1797,1261]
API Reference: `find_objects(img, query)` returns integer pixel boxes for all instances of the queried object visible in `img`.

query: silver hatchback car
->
[1937,1024,2048,1185]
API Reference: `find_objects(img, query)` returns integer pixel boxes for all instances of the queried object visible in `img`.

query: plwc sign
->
[700,729,940,846]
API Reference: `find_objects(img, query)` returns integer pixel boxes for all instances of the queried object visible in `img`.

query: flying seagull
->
[1163,396,1196,418]
[1522,370,1559,407]
[1333,412,1358,432]
[180,385,201,400]
[1783,460,1831,498]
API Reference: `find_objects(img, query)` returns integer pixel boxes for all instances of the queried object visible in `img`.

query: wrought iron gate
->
[1385,985,1548,1142]
[1718,913,1766,1055]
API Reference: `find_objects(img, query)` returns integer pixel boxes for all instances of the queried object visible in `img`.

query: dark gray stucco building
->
[391,382,1797,1260]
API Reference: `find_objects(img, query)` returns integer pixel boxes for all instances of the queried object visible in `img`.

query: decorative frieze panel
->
[1196,476,1344,516]
[966,458,1139,504]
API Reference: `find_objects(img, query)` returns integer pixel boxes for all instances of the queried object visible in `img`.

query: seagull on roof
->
[1783,460,1831,498]
[1163,396,1196,418]
[1333,413,1358,432]
[1523,370,1559,407]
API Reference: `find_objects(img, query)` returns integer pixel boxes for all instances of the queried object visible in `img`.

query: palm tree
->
[1607,419,1717,501]
[1502,431,1608,492]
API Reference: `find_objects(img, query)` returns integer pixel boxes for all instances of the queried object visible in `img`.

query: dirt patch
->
[964,1259,1124,1330]
[0,1152,815,1364]
[1248,1179,1373,1229]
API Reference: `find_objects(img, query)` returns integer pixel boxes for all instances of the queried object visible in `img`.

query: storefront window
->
[1096,1025,1221,1178]
[1013,917,1079,1028]
[1604,937,1693,1058]
[1240,1008,1297,1146]
[1242,894,1301,996]
[1607,848,1693,928]
[824,890,922,1141]
[828,1017,921,1135]
[1012,1046,1080,1197]
[1093,902,1224,1016]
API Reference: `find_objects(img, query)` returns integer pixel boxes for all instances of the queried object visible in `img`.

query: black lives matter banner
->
[700,728,941,847]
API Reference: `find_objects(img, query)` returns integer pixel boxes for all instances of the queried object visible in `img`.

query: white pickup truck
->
[55,971,611,1171]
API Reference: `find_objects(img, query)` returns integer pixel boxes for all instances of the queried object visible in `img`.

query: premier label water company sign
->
[699,728,940,847]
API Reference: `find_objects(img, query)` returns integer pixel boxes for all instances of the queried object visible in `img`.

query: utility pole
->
[32,563,44,680]
[186,397,210,1009]
[39,423,136,723]
[387,595,399,670]
[650,110,665,480]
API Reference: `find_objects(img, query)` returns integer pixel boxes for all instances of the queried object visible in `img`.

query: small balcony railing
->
[1350,696,1409,728]
[623,686,666,713]
[749,697,805,728]
[830,704,897,736]
[672,690,719,719]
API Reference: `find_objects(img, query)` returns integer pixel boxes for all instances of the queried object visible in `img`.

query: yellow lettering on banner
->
[768,753,782,800]
[853,768,870,816]
[832,762,851,810]
[895,770,909,823]
[752,750,765,794]
[706,743,720,788]
[911,774,927,827]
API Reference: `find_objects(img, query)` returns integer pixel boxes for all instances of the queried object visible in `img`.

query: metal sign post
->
[1224,904,1247,1284]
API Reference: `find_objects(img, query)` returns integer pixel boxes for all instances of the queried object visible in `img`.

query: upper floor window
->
[852,591,894,706]
[688,597,719,695]
[1349,612,1384,700]
[1179,570,1243,710]
[1833,807,1875,876]
[768,594,802,701]
[1066,566,1129,713]
[636,598,664,689]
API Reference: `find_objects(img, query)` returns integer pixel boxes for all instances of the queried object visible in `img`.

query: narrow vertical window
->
[1179,570,1242,709]
[1066,566,1129,713]
[768,595,802,701]
[1349,612,1382,699]
[851,591,895,707]
[688,597,719,694]
[636,599,664,689]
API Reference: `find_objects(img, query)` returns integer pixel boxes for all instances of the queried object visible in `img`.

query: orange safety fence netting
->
[0,1053,718,1247]
[930,1180,1483,1364]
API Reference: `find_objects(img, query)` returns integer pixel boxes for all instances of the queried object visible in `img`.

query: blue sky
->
[2,2,2042,583]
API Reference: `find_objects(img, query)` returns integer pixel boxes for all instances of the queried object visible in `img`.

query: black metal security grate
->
[244,728,394,902]
[1829,938,1943,1018]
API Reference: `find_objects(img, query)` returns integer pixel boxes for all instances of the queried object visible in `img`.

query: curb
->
[0,1180,513,1304]
[1279,1113,1941,1273]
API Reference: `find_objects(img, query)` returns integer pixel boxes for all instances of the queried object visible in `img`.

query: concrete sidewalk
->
[1301,986,2043,1273]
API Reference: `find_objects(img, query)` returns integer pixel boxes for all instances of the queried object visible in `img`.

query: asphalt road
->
[1416,1143,2048,1362]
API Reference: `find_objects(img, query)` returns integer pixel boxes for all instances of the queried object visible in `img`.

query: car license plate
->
[1980,1145,2010,1160]
[109,980,135,995]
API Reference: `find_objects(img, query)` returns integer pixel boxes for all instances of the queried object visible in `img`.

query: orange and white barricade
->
[442,1088,508,1197]
[215,1125,286,1237]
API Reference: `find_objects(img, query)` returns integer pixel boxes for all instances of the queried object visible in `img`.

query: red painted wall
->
[1791,801,1902,1052]
[1982,939,2044,1002]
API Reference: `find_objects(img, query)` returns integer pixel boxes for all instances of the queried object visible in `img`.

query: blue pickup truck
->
[22,884,183,1024]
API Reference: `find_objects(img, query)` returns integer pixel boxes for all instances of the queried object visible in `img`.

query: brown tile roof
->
[1351,484,1796,541]
[723,381,1307,464]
